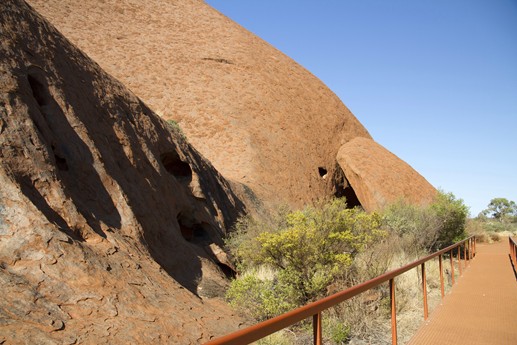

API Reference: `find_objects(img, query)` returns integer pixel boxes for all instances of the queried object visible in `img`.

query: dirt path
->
[407,239,517,345]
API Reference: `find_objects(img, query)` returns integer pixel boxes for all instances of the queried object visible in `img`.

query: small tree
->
[481,198,517,222]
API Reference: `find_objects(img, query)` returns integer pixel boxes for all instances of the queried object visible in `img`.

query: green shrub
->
[484,220,514,233]
[382,191,468,253]
[225,205,291,271]
[466,216,517,242]
[328,320,351,344]
[225,273,297,320]
[166,119,185,137]
[431,191,468,249]
[226,199,386,318]
[383,200,441,254]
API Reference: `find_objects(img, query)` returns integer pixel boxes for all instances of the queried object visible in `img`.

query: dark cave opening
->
[160,151,192,182]
[333,166,362,209]
[336,183,361,209]
[27,74,50,107]
[216,262,236,279]
[54,153,69,171]
[177,215,211,244]
[51,144,69,171]
[177,215,236,279]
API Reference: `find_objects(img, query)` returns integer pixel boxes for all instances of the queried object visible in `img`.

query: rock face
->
[0,0,438,343]
[26,0,373,210]
[0,1,246,343]
[336,138,437,211]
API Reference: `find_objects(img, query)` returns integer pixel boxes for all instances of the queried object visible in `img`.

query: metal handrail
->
[205,236,476,345]
[510,236,517,271]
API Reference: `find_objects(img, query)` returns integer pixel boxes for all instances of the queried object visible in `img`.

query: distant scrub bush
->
[466,197,517,241]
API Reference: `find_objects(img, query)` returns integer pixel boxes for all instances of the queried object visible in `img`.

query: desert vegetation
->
[166,119,185,138]
[224,191,469,344]
[466,197,517,243]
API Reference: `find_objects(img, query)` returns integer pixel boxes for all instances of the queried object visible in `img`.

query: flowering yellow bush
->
[226,199,386,318]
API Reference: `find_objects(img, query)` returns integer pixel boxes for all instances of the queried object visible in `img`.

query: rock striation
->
[0,1,246,343]
[336,137,437,211]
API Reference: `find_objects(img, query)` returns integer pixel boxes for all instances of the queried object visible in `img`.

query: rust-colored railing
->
[510,236,517,271]
[205,236,476,345]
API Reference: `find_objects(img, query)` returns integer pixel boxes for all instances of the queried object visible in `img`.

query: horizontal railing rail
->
[205,236,476,345]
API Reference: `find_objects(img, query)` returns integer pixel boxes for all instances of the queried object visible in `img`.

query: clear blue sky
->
[206,0,517,216]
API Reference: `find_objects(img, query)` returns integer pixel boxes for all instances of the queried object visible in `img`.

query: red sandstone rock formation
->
[0,1,246,343]
[26,0,373,210]
[337,137,437,211]
[1,1,439,343]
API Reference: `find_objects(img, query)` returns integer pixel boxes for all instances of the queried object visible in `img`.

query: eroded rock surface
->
[0,0,439,343]
[336,137,437,211]
[26,0,373,210]
[0,1,246,343]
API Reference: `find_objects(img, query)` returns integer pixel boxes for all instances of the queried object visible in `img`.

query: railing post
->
[439,255,444,298]
[467,239,471,263]
[510,238,513,263]
[421,263,428,320]
[313,312,322,345]
[449,249,455,285]
[457,245,462,276]
[390,278,397,345]
[464,241,467,267]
